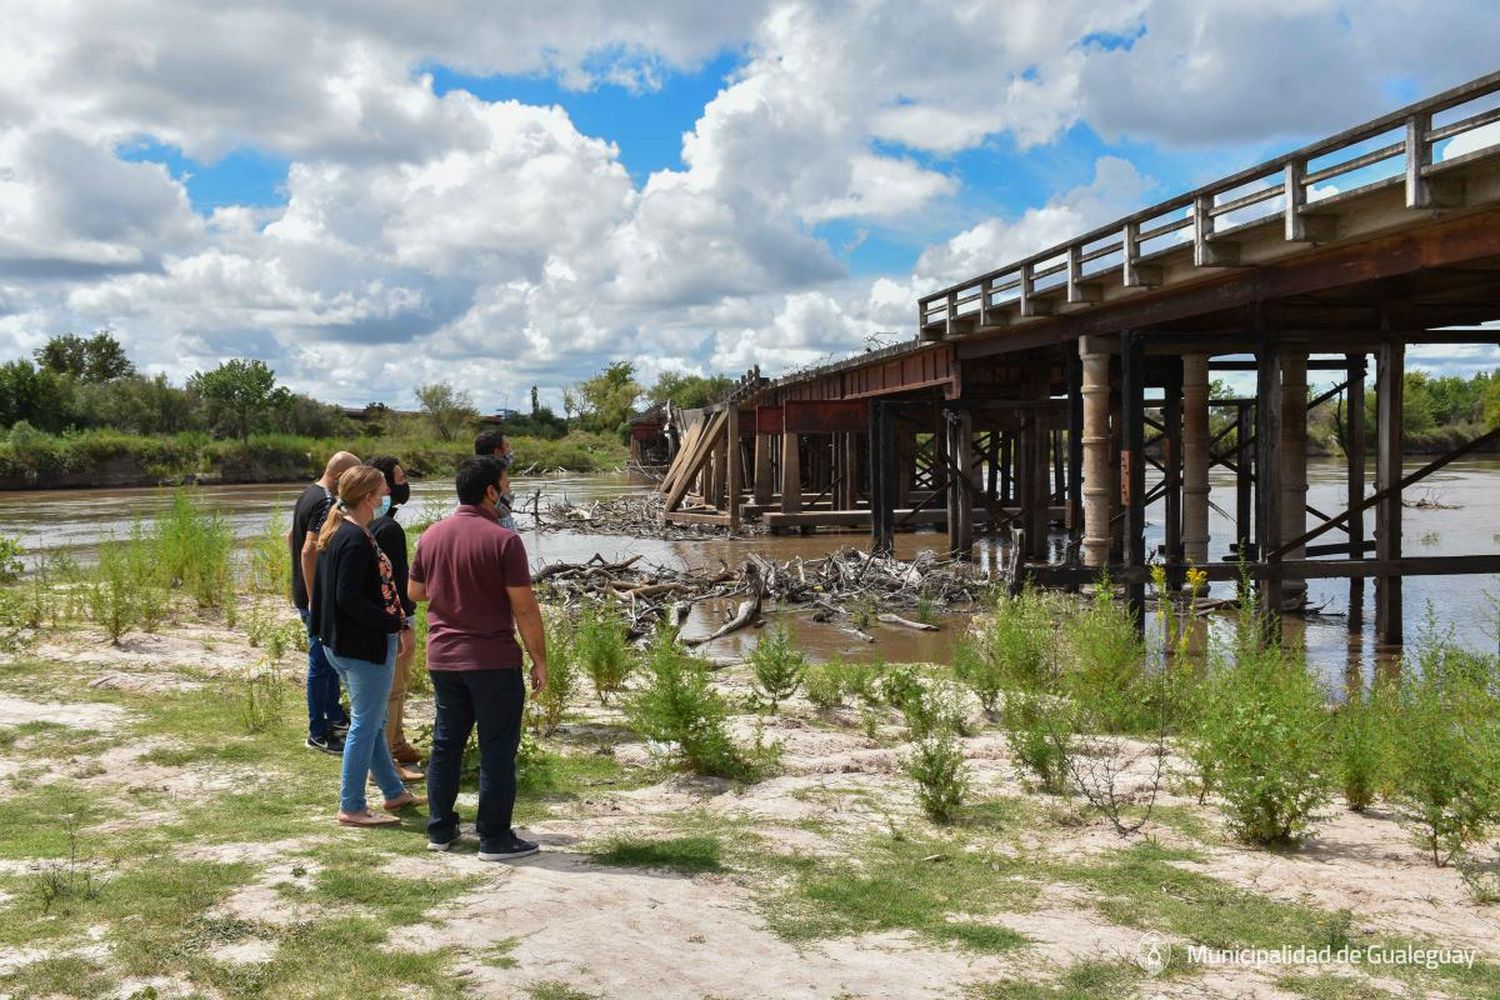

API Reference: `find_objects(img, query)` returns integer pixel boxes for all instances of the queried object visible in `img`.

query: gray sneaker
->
[478,835,539,862]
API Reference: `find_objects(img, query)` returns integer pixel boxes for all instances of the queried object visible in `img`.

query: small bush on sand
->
[0,534,24,584]
[627,629,762,780]
[247,511,291,595]
[879,663,923,712]
[1193,631,1332,846]
[908,723,969,824]
[86,542,136,645]
[802,659,846,710]
[239,660,286,734]
[1332,682,1387,813]
[1385,629,1500,866]
[901,678,971,740]
[576,598,633,704]
[750,621,804,712]
[1060,582,1148,734]
[1001,689,1070,795]
[529,614,577,737]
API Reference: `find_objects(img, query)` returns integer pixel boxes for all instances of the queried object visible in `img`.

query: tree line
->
[0,332,737,444]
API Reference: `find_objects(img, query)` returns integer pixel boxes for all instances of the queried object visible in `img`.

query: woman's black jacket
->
[311,520,405,663]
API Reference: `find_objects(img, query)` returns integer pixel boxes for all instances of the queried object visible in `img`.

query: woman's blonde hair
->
[316,464,386,551]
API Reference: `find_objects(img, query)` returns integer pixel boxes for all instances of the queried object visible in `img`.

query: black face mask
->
[390,482,411,507]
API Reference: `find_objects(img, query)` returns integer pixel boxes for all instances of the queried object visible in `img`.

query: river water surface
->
[0,459,1495,681]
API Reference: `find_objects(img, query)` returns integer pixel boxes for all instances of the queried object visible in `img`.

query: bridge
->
[657,70,1500,643]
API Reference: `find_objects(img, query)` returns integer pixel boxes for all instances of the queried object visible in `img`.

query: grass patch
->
[528,982,602,1000]
[590,835,724,875]
[967,959,1145,999]
[1275,972,1399,999]
[761,831,1037,952]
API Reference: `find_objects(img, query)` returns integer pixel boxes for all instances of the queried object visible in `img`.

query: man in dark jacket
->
[368,455,422,781]
[409,456,547,861]
[290,450,359,754]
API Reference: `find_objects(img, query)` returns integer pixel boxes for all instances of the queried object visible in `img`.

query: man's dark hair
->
[368,455,401,491]
[456,456,504,506]
[473,428,508,456]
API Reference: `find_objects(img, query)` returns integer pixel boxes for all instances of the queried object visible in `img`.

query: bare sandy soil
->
[2,614,1498,1000]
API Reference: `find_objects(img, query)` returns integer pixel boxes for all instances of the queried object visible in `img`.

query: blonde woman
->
[311,465,424,827]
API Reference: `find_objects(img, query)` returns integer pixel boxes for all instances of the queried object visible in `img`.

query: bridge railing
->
[918,70,1500,338]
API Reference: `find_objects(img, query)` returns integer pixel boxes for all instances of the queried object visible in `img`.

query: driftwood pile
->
[532,492,764,539]
[530,547,984,645]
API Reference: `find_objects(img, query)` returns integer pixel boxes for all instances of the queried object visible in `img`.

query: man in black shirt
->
[291,450,360,753]
[368,455,422,780]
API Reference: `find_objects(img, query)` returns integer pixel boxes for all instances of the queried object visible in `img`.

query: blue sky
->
[3,1,1496,407]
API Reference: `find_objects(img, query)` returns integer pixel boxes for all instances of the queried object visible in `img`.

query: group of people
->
[287,430,545,860]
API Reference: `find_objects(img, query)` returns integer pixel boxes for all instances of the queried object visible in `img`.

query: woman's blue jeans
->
[323,634,406,814]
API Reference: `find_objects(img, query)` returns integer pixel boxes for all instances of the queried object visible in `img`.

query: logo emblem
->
[1135,931,1171,977]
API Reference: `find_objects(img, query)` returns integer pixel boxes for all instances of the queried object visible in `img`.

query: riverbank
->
[2,589,1498,997]
[0,429,628,490]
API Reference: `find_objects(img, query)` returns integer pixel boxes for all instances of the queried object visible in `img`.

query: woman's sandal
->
[337,809,401,827]
[383,791,427,812]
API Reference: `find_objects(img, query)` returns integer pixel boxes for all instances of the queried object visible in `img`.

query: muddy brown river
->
[0,459,1495,681]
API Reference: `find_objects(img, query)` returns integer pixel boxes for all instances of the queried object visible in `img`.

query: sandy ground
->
[3,615,1499,999]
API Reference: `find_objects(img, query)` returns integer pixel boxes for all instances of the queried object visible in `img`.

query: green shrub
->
[576,598,633,704]
[247,511,291,596]
[879,663,923,711]
[1385,635,1500,866]
[750,621,804,712]
[626,629,758,780]
[901,678,971,740]
[239,662,285,734]
[1000,689,1070,794]
[1332,683,1387,812]
[529,614,577,737]
[86,542,136,645]
[953,634,1002,715]
[1061,583,1148,733]
[0,534,24,584]
[908,725,969,823]
[978,589,1053,691]
[802,659,846,710]
[154,488,235,609]
[842,659,883,705]
[1193,640,1332,846]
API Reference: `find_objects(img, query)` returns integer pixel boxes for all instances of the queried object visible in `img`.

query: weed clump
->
[908,724,969,824]
[529,613,577,737]
[750,621,804,712]
[1384,627,1500,866]
[626,629,766,780]
[1192,621,1332,846]
[34,818,110,914]
[801,658,846,710]
[239,660,286,734]
[1332,682,1386,812]
[576,598,633,704]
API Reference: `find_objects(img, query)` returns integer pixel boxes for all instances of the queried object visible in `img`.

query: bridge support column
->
[779,430,801,517]
[1255,343,1285,626]
[753,428,772,507]
[1280,350,1309,605]
[726,404,742,531]
[1163,357,1184,578]
[1182,353,1211,566]
[1080,341,1112,568]
[946,408,975,558]
[1346,354,1366,630]
[1121,332,1146,623]
[1375,341,1404,645]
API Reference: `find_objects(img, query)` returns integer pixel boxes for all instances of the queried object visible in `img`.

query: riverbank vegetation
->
[1,491,1499,998]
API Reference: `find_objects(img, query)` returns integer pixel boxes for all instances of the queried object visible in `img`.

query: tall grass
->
[576,598,633,704]
[246,511,290,596]
[529,613,577,737]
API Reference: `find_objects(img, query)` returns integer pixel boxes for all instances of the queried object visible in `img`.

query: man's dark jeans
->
[300,608,348,739]
[426,668,525,850]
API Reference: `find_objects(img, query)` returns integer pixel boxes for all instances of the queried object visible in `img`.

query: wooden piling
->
[1182,353,1211,565]
[1375,341,1404,645]
[1346,354,1366,629]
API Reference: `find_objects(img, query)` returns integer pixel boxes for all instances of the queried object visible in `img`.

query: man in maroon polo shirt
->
[408,456,548,861]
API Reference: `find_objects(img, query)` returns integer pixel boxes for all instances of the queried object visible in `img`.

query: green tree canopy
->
[414,381,479,442]
[573,361,642,436]
[646,371,733,411]
[34,331,135,383]
[187,359,286,440]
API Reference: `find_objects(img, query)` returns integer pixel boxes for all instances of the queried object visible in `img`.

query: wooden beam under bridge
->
[1025,554,1500,587]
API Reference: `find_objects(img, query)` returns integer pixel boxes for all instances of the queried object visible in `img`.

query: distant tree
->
[646,371,733,411]
[0,361,73,432]
[574,361,642,437]
[188,358,286,440]
[34,331,135,383]
[95,373,199,435]
[415,382,479,442]
[530,385,540,417]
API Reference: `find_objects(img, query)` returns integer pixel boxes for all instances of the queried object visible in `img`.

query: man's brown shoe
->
[397,763,424,783]
[392,743,422,765]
